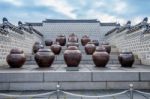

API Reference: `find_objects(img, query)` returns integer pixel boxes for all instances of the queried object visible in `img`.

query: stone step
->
[0,64,150,90]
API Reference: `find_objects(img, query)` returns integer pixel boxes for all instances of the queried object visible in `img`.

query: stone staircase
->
[25,45,141,66]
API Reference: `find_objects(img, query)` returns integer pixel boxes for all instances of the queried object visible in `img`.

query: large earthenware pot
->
[51,42,61,55]
[92,46,109,67]
[102,42,111,54]
[35,49,55,68]
[92,40,99,46]
[64,46,82,67]
[45,39,53,46]
[67,42,79,47]
[68,33,78,42]
[85,42,96,55]
[56,35,66,46]
[6,48,26,68]
[32,42,42,53]
[81,35,91,46]
[118,52,134,67]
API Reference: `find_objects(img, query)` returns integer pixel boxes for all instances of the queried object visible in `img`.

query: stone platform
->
[0,64,150,91]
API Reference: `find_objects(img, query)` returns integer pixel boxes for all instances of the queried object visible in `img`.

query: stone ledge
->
[93,72,139,81]
[44,71,92,81]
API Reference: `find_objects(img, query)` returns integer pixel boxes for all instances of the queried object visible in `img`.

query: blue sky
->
[0,0,149,25]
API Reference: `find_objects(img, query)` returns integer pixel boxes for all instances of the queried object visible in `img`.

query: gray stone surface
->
[60,82,106,90]
[9,82,58,90]
[140,72,150,81]
[0,72,43,82]
[93,72,139,81]
[0,83,9,90]
[44,71,91,81]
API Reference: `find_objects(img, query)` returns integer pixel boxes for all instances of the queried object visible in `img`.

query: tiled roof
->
[24,23,43,26]
[100,22,119,26]
[43,19,100,23]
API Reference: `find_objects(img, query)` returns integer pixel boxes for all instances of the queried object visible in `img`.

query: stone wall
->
[0,21,43,66]
[105,20,150,65]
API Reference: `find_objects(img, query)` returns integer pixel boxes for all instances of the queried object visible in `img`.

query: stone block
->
[44,71,91,81]
[93,72,139,81]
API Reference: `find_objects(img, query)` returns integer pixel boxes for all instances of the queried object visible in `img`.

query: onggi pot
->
[118,52,134,67]
[34,49,55,68]
[92,40,99,46]
[85,42,96,55]
[81,35,91,46]
[32,42,41,53]
[92,46,109,67]
[6,48,26,68]
[56,35,66,46]
[66,42,79,47]
[51,42,62,55]
[68,33,78,42]
[102,42,111,54]
[64,46,82,67]
[45,39,53,46]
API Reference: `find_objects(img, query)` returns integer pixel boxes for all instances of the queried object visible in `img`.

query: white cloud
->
[35,0,77,19]
[85,9,126,25]
[0,0,23,6]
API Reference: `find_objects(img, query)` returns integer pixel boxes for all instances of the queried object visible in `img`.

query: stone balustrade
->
[105,18,150,65]
[0,18,43,66]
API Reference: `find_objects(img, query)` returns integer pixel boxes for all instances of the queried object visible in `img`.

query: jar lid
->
[67,46,78,50]
[10,48,23,54]
[38,48,51,52]
[96,46,106,52]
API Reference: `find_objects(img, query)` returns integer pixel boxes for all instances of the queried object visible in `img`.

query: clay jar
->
[118,52,135,67]
[51,42,62,55]
[64,46,82,67]
[56,35,66,46]
[67,42,79,47]
[6,48,26,68]
[102,42,111,54]
[34,49,55,68]
[32,42,41,53]
[92,46,109,67]
[85,42,96,55]
[92,40,99,46]
[45,39,53,46]
[68,33,78,42]
[81,35,91,46]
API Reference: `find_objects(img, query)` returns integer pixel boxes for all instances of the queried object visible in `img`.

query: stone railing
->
[105,19,150,65]
[0,19,43,66]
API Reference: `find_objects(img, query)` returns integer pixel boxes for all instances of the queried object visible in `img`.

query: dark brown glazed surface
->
[45,39,53,46]
[64,46,82,67]
[102,43,111,54]
[81,35,91,46]
[32,42,41,53]
[51,42,62,55]
[56,35,66,46]
[92,40,99,46]
[68,33,78,42]
[6,48,26,68]
[85,42,96,55]
[34,49,55,67]
[118,52,135,67]
[92,46,109,67]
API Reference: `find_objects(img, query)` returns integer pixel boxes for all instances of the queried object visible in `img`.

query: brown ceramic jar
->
[64,46,82,67]
[34,49,55,68]
[92,40,99,46]
[32,42,41,53]
[102,42,111,54]
[51,42,61,55]
[6,48,26,68]
[81,35,91,46]
[118,52,134,67]
[66,42,79,47]
[92,46,109,67]
[85,42,96,55]
[68,33,78,42]
[56,35,66,46]
[45,39,53,46]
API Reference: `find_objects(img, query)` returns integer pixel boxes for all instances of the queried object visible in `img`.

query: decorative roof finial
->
[2,17,8,23]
